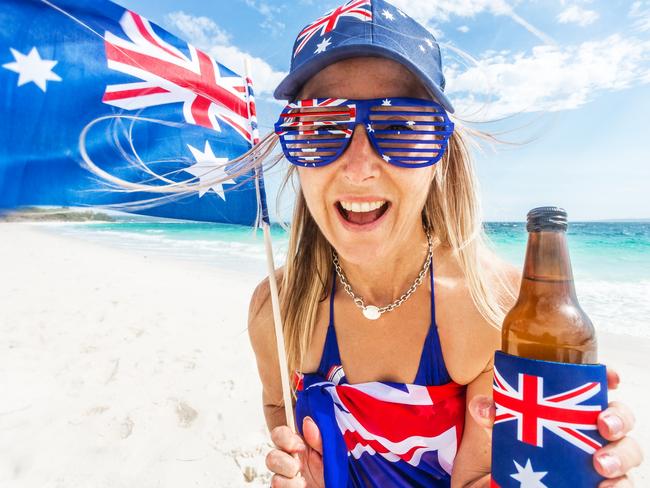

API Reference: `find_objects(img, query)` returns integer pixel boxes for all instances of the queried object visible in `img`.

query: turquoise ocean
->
[42,220,650,338]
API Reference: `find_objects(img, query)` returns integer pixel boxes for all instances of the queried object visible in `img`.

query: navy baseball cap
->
[273,0,454,113]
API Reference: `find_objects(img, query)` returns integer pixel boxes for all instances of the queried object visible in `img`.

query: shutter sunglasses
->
[274,97,454,168]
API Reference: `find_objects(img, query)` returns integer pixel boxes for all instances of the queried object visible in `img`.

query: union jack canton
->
[293,0,372,58]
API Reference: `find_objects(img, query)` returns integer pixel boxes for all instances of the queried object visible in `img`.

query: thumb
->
[302,416,323,456]
[468,395,496,434]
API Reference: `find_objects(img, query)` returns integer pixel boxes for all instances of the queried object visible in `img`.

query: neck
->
[334,225,432,305]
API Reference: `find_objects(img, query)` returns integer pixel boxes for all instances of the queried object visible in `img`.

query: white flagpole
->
[244,58,297,433]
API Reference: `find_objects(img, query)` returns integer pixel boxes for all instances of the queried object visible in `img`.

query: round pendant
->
[362,305,381,320]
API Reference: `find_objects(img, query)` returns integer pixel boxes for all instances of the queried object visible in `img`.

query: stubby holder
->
[491,351,608,487]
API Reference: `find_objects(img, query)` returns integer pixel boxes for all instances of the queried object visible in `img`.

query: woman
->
[248,1,642,486]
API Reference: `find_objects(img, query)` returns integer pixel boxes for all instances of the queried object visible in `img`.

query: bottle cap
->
[526,206,568,232]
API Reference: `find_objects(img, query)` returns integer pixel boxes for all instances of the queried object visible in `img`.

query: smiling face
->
[296,57,438,265]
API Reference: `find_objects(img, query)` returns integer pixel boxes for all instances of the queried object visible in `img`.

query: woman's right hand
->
[266,416,325,487]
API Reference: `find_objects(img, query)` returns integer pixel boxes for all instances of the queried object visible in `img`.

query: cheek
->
[297,169,328,216]
[397,167,435,210]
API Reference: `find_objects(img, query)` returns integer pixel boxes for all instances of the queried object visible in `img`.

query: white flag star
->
[510,459,548,488]
[366,123,375,133]
[2,47,62,92]
[382,154,391,162]
[419,44,426,53]
[314,37,332,54]
[382,9,395,21]
[381,99,392,106]
[425,38,434,49]
[185,141,236,200]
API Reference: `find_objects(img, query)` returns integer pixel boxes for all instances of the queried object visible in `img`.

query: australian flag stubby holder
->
[491,352,608,487]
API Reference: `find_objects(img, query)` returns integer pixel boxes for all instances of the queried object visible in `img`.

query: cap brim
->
[273,44,455,114]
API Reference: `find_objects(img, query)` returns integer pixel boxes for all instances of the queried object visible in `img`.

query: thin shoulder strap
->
[430,256,435,319]
[428,254,452,385]
[329,271,336,327]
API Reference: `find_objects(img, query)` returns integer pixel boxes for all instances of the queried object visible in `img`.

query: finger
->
[598,475,634,488]
[266,449,302,479]
[606,367,620,390]
[302,416,323,456]
[598,401,636,441]
[594,436,643,479]
[271,425,307,454]
[270,473,307,488]
[467,395,495,432]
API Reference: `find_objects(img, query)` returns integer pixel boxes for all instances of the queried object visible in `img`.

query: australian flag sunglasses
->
[274,97,455,168]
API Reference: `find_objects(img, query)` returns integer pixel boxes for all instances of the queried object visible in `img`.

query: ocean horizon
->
[21,219,650,339]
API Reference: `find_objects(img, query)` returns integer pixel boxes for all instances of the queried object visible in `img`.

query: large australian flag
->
[0,0,263,225]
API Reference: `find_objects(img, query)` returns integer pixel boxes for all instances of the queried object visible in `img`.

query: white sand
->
[0,223,647,486]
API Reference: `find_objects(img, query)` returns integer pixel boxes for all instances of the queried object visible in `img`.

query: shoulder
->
[434,244,521,385]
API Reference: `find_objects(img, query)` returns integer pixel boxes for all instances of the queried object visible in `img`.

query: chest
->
[302,279,439,384]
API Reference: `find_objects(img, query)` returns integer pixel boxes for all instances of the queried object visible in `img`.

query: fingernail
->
[478,400,492,419]
[602,414,623,436]
[597,453,621,476]
[304,416,315,426]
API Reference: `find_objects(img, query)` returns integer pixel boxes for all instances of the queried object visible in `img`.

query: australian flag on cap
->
[273,0,455,114]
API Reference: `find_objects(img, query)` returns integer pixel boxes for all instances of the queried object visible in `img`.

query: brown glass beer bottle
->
[502,206,597,364]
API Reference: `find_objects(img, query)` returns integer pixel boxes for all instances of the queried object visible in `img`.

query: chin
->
[331,236,388,264]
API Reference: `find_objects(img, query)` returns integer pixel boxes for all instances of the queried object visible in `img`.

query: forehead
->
[299,57,430,100]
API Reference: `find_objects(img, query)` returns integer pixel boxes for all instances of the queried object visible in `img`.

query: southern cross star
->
[510,459,548,488]
[2,46,62,92]
[314,37,332,54]
[185,141,236,200]
[382,9,395,21]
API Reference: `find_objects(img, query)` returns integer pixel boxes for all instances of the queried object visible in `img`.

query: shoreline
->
[0,222,646,485]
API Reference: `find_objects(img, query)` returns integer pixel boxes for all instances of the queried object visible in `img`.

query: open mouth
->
[336,200,390,225]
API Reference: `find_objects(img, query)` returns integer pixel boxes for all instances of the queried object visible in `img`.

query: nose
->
[338,123,381,184]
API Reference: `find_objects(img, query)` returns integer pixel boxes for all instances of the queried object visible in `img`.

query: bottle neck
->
[520,230,578,300]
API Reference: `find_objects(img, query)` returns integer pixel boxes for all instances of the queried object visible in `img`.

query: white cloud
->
[445,34,650,119]
[390,0,554,45]
[630,1,650,32]
[242,0,285,33]
[165,11,286,96]
[389,0,513,23]
[458,25,470,33]
[557,5,599,26]
[166,11,231,47]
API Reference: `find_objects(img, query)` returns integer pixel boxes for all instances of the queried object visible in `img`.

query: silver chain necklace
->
[332,230,434,320]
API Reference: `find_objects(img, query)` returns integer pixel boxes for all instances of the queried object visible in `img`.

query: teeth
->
[339,200,386,212]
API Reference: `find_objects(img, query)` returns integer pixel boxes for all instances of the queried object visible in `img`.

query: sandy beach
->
[0,222,647,486]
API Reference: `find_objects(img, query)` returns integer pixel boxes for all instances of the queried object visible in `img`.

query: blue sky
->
[117,0,650,221]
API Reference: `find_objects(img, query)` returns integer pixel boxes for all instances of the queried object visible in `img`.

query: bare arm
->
[247,268,294,432]
[450,359,495,488]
